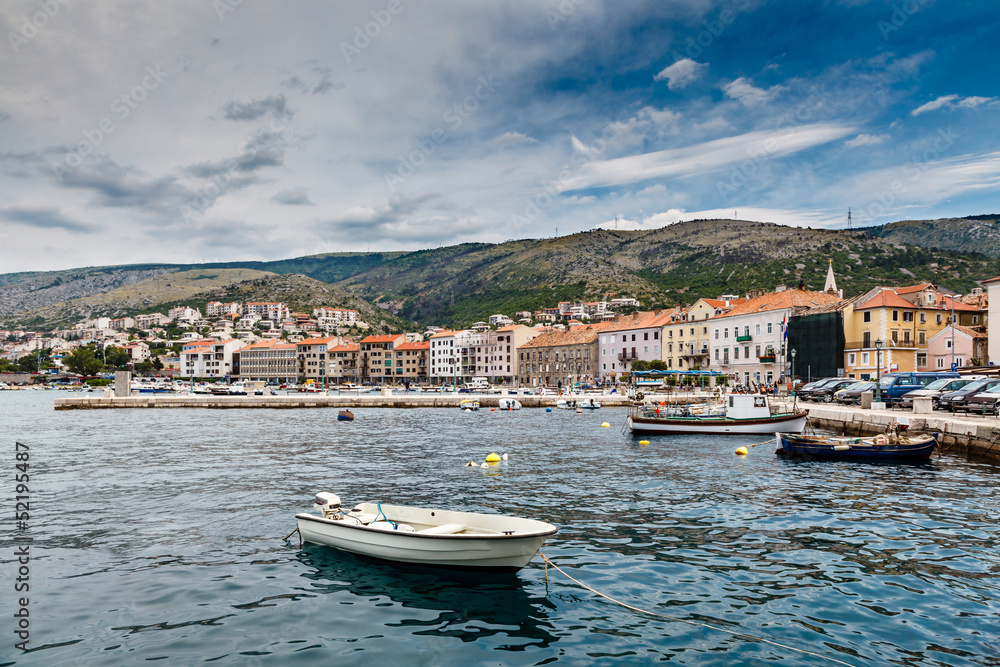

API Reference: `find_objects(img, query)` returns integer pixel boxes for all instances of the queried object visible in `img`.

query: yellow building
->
[661,298,743,370]
[843,284,981,379]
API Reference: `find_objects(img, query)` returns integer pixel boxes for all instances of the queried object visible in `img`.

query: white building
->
[206,302,242,317]
[488,314,514,327]
[168,307,202,325]
[179,338,246,378]
[245,302,290,323]
[429,329,473,384]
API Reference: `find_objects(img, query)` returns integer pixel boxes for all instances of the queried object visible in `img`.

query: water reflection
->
[295,545,558,648]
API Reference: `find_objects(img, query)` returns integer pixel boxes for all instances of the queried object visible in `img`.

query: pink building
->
[927,325,988,370]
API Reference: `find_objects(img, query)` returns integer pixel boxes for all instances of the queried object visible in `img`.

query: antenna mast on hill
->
[847,208,852,230]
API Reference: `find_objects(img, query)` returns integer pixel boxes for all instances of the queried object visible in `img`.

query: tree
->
[64,347,103,376]
[134,360,154,375]
[104,347,131,370]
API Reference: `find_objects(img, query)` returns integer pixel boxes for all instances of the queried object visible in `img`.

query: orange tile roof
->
[953,324,987,338]
[980,275,1000,284]
[715,290,842,317]
[329,343,360,352]
[429,330,457,338]
[396,341,430,350]
[360,334,403,343]
[896,282,934,295]
[181,347,212,356]
[855,288,916,310]
[297,336,338,345]
[609,310,675,331]
[701,297,746,308]
[936,294,979,312]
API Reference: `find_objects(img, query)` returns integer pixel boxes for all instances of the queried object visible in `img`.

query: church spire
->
[824,259,839,296]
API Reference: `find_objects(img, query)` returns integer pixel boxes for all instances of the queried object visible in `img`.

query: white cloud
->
[495,131,537,147]
[654,58,708,90]
[559,123,856,191]
[591,207,841,231]
[912,94,997,115]
[845,133,889,148]
[722,77,784,106]
[693,117,732,133]
[636,184,667,196]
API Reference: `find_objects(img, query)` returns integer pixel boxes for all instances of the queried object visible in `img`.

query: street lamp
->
[790,348,797,395]
[874,338,883,404]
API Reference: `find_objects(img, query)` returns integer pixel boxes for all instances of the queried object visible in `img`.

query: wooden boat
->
[776,430,938,461]
[627,394,808,435]
[296,493,557,572]
[337,409,354,421]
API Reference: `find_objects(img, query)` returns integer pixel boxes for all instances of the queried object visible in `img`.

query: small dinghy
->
[338,409,354,421]
[497,398,522,410]
[459,399,480,411]
[776,427,938,461]
[296,493,557,572]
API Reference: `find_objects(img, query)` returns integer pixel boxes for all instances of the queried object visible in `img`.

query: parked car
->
[796,377,848,401]
[835,381,876,405]
[954,383,1000,414]
[795,378,835,395]
[802,379,857,403]
[938,377,1000,412]
[898,376,983,409]
[875,372,961,406]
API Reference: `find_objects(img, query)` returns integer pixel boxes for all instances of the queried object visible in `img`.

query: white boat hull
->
[627,412,808,435]
[296,503,556,572]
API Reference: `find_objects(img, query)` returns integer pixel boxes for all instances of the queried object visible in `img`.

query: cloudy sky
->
[1,0,998,272]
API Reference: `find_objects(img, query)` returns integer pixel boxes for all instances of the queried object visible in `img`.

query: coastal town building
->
[235,340,298,383]
[428,330,473,384]
[168,307,202,325]
[206,302,242,317]
[392,341,430,382]
[359,334,405,381]
[179,338,246,378]
[518,327,599,388]
[297,336,339,384]
[597,311,672,381]
[245,302,290,323]
[927,325,987,371]
[711,289,841,387]
[328,342,360,382]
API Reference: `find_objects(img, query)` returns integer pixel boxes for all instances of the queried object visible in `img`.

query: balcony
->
[617,351,638,361]
[680,348,710,358]
[735,335,752,342]
[758,355,776,363]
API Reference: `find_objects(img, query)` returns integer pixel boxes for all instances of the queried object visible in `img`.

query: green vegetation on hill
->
[6,216,1000,330]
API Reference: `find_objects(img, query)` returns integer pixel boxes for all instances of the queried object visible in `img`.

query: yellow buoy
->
[485,452,502,462]
[639,440,650,445]
[600,422,610,428]
[735,446,748,456]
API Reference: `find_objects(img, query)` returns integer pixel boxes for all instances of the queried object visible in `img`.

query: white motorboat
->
[296,493,557,572]
[459,399,480,411]
[497,398,522,410]
[627,393,808,435]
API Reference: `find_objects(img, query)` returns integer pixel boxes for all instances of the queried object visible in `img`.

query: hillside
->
[5,217,1000,330]
[7,268,274,329]
[863,214,1000,256]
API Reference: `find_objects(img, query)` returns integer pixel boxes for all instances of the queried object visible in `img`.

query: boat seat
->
[417,523,467,535]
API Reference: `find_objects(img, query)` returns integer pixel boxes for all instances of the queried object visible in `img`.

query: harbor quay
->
[53,392,635,410]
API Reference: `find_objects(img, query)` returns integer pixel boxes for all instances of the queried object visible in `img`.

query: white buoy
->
[502,453,508,460]
[481,462,489,468]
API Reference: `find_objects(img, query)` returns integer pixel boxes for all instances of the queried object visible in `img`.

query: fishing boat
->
[626,393,808,435]
[497,398,522,410]
[295,493,557,572]
[338,409,354,421]
[459,399,480,411]
[775,430,938,461]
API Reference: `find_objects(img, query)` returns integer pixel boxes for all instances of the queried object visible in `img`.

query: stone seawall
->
[53,394,635,410]
[803,404,1000,461]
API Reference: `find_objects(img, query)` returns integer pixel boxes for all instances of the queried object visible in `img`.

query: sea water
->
[1,391,998,665]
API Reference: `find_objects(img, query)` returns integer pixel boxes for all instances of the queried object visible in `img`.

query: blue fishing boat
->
[338,409,354,421]
[776,431,938,461]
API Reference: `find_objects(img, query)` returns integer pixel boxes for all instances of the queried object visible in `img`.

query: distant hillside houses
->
[10,264,1000,389]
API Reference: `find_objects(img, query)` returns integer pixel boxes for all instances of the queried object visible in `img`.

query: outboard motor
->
[314,492,342,519]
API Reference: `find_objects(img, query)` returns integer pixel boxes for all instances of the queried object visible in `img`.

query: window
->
[973,315,980,324]
[863,311,871,323]
[744,326,750,337]
[654,331,659,339]
[891,330,899,344]
[848,352,856,365]
[644,332,649,340]
[714,348,719,360]
[919,312,926,323]
[936,314,942,325]
[703,327,707,334]
[918,331,926,344]
[631,334,636,341]
[734,347,739,360]
[903,311,913,322]
[862,331,871,348]
[936,358,945,368]
[714,329,719,340]
[755,324,761,335]
[767,322,773,334]
[755,344,761,357]
[862,351,870,365]
[724,328,729,339]
[945,339,952,349]
[892,310,899,321]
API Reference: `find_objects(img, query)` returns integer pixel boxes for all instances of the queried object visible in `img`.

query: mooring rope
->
[282,526,302,546]
[538,551,857,667]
